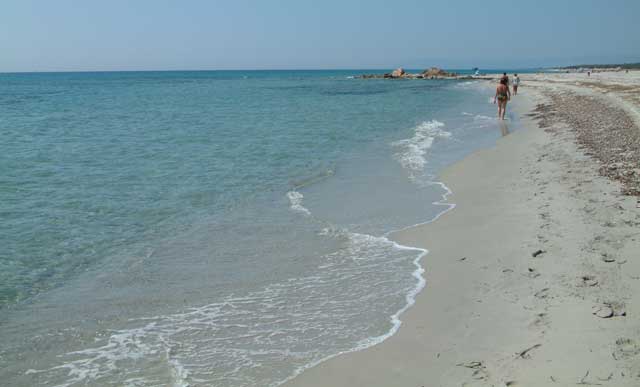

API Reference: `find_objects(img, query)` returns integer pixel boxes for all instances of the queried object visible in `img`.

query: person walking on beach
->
[494,77,510,120]
[512,74,520,95]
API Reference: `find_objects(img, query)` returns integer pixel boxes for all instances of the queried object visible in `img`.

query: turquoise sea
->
[1,70,522,386]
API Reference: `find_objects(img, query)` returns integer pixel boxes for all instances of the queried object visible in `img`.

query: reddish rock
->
[391,67,405,78]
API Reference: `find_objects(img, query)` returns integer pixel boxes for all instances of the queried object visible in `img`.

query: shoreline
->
[285,73,640,386]
[1,73,507,387]
[281,180,459,387]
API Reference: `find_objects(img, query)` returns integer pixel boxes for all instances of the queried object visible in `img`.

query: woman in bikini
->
[494,77,510,120]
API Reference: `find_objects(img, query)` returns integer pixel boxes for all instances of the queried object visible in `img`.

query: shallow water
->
[0,70,519,386]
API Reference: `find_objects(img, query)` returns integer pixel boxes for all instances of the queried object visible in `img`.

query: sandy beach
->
[2,2,638,386]
[285,71,640,386]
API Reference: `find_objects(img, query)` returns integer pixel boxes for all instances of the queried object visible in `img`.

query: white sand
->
[285,73,640,386]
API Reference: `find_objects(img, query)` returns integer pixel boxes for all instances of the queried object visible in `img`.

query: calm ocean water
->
[0,70,521,386]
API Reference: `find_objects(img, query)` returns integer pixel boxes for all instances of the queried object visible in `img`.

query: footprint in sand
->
[601,253,616,263]
[534,288,550,299]
[592,302,626,318]
[578,275,599,287]
[612,338,640,360]
[530,312,550,330]
[525,267,541,279]
[457,361,489,381]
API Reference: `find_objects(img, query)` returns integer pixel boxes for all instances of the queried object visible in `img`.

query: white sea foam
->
[461,112,500,131]
[473,114,494,121]
[392,120,451,179]
[29,226,431,387]
[29,180,459,387]
[453,80,481,89]
[286,190,311,216]
[281,180,457,386]
[28,134,458,387]
[462,112,494,122]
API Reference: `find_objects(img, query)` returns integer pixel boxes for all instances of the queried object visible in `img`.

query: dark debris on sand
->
[529,93,640,196]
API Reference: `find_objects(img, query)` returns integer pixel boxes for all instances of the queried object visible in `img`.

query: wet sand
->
[285,72,640,386]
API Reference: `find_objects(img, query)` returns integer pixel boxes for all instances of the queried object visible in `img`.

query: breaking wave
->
[392,120,452,179]
[286,191,311,216]
[27,226,427,387]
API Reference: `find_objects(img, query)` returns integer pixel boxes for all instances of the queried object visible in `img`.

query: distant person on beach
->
[501,72,509,84]
[512,74,520,95]
[494,77,510,120]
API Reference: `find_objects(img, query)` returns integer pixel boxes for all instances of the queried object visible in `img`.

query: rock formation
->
[391,67,406,78]
[358,67,457,80]
[422,67,456,78]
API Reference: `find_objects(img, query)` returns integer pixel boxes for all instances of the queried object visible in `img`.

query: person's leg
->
[501,101,507,119]
[497,101,503,118]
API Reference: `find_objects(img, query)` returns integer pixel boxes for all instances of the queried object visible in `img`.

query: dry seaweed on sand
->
[531,92,640,196]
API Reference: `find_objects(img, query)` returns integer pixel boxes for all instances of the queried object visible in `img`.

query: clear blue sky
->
[1,0,639,72]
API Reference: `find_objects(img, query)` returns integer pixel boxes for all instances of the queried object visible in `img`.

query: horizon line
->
[3,61,639,75]
[0,66,552,75]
